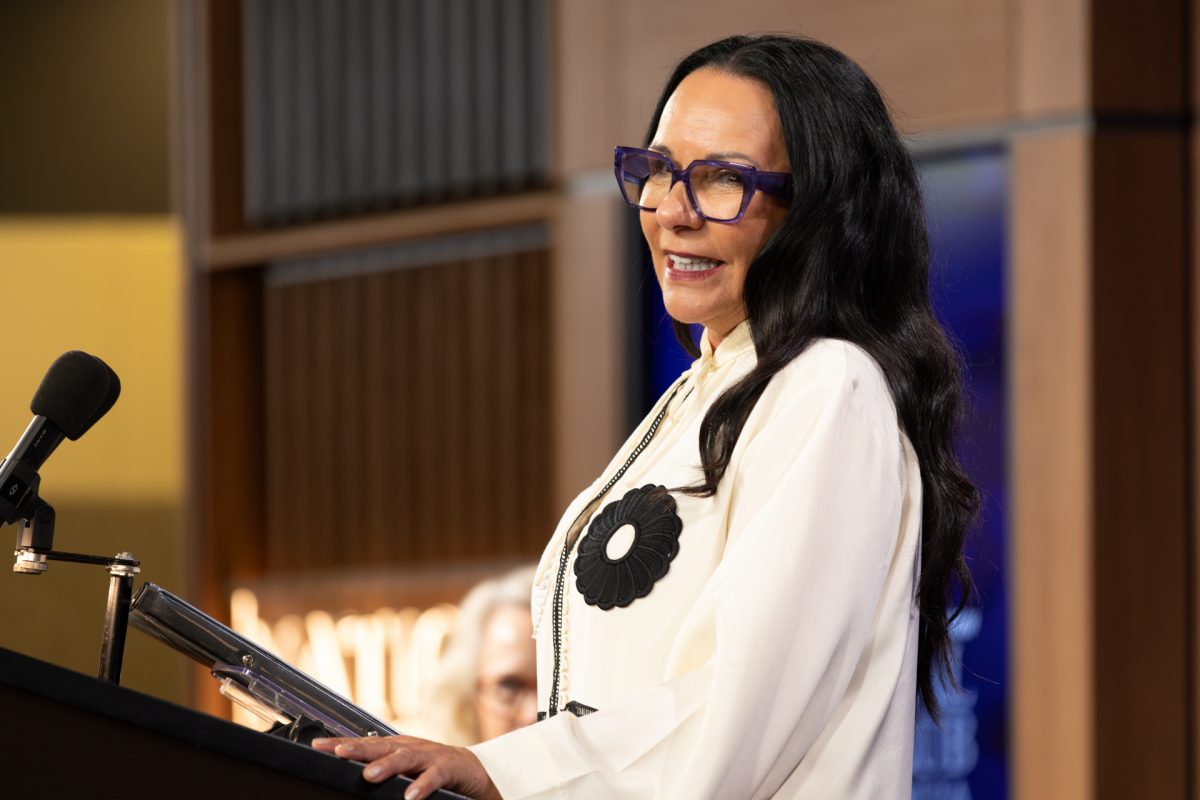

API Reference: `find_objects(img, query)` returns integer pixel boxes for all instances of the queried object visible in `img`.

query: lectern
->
[0,646,470,799]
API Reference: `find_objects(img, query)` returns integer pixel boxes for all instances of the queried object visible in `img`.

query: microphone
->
[0,351,120,526]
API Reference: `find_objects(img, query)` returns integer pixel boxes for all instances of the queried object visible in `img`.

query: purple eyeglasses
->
[614,145,791,223]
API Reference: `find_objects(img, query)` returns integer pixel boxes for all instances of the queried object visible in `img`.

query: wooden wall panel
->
[1011,130,1093,800]
[1013,0,1088,117]
[206,0,245,236]
[602,0,1010,170]
[1012,126,1192,800]
[550,193,624,511]
[553,0,618,177]
[1091,0,1187,114]
[1192,120,1200,800]
[262,250,554,573]
[1091,129,1189,799]
[191,267,266,716]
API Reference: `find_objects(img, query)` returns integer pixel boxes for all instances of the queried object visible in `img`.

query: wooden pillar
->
[1010,128,1094,800]
[1012,1,1191,797]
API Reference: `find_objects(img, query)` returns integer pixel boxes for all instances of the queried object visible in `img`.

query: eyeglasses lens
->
[620,151,747,221]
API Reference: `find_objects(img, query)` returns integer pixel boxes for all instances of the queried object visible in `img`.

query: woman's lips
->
[666,253,724,280]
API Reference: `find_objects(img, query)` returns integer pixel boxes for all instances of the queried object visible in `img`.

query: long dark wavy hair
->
[647,35,978,718]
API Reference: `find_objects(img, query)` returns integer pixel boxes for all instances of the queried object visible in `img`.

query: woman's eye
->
[713,168,745,186]
[498,677,526,693]
[646,161,671,180]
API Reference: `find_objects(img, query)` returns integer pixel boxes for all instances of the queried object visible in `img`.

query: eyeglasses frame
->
[613,145,792,223]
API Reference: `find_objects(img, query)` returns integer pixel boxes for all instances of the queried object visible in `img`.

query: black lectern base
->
[0,646,470,800]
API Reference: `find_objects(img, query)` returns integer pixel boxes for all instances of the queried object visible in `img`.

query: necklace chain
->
[546,376,690,717]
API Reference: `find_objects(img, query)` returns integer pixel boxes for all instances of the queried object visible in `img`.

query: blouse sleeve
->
[469,346,913,799]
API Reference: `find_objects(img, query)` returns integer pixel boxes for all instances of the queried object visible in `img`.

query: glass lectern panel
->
[129,582,397,739]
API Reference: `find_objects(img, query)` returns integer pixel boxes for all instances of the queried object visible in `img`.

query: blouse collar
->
[700,319,756,367]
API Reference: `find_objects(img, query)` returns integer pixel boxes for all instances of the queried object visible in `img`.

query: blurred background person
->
[416,565,537,746]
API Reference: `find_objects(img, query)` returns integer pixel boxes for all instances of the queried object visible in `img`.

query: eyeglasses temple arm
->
[756,171,792,200]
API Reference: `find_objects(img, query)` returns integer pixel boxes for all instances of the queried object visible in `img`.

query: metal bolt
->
[12,550,48,575]
[108,551,140,578]
[241,653,254,667]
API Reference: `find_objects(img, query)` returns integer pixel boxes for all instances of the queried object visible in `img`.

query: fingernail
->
[404,787,422,800]
[336,743,359,756]
[364,765,383,780]
[311,738,329,747]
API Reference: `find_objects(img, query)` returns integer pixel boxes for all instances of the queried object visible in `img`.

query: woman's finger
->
[362,746,428,782]
[390,748,499,800]
[311,735,415,762]
[403,759,458,800]
[310,735,500,799]
[310,736,354,754]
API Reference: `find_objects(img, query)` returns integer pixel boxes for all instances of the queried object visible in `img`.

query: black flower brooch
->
[574,484,683,610]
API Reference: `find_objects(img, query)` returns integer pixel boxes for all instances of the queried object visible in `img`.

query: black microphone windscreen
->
[84,361,121,433]
[30,351,120,440]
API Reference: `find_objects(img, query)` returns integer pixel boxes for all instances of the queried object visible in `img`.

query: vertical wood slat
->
[313,281,337,568]
[264,285,286,570]
[206,0,245,237]
[294,0,319,218]
[338,277,367,564]
[413,263,439,561]
[263,249,554,572]
[520,250,552,547]
[363,271,391,565]
[241,0,550,226]
[290,285,314,567]
[465,257,496,556]
[492,252,522,553]
[394,272,419,563]
[442,262,469,560]
[317,0,343,218]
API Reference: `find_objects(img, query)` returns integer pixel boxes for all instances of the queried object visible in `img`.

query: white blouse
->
[470,321,922,799]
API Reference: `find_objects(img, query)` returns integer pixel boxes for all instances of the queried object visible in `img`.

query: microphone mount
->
[3,350,133,683]
[11,494,141,684]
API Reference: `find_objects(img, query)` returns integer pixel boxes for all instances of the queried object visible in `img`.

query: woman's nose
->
[654,180,702,230]
[516,690,539,728]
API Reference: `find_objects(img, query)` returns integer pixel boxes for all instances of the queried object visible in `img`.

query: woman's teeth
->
[670,255,721,271]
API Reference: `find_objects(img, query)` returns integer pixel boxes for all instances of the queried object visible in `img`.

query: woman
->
[314,34,976,799]
[416,566,538,745]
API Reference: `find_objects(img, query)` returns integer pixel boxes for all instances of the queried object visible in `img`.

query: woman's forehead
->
[652,68,786,168]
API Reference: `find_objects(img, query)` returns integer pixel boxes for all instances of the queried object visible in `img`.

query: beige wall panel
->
[551,193,624,511]
[1013,0,1088,116]
[554,0,619,177]
[605,0,1009,164]
[1010,131,1092,800]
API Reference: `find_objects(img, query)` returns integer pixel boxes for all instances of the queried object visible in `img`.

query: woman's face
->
[641,67,790,347]
[473,603,537,741]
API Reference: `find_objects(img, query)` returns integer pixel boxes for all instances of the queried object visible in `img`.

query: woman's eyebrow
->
[648,143,758,167]
[706,151,759,166]
[649,144,760,167]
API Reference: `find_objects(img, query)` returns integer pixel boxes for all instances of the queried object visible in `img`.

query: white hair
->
[417,564,535,745]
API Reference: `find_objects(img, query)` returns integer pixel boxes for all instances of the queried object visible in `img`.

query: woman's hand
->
[311,735,501,800]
